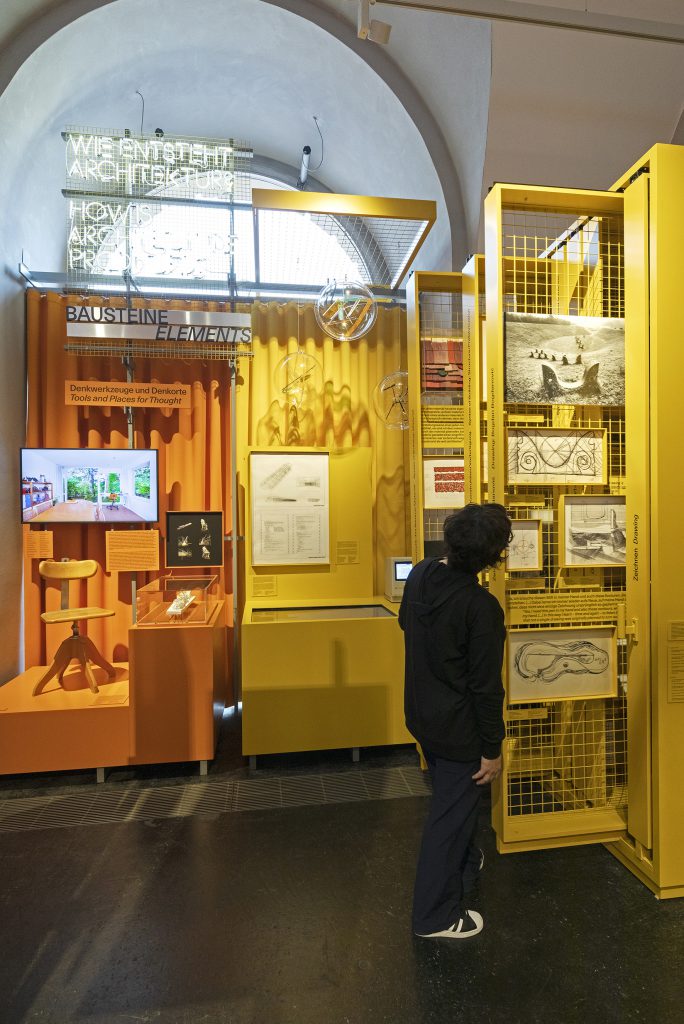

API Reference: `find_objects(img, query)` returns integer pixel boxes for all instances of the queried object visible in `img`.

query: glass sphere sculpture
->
[276,350,323,409]
[314,279,377,342]
[372,370,409,430]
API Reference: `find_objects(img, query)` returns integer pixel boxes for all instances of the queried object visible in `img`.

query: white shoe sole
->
[416,910,484,939]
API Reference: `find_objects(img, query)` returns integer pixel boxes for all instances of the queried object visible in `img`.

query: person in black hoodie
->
[399,502,512,940]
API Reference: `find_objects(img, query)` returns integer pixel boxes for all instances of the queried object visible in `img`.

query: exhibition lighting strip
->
[19,266,405,306]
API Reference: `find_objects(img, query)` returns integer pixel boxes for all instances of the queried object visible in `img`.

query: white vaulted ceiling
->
[0,0,682,268]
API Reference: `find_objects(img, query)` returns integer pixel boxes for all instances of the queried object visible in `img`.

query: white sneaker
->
[416,910,484,939]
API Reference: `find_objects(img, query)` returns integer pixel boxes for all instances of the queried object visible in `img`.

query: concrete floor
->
[1,793,683,1024]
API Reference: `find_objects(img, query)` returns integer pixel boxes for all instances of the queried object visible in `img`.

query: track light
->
[297,145,312,190]
[357,0,392,44]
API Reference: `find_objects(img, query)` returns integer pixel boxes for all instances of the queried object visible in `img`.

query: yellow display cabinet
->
[483,181,629,854]
[405,272,466,563]
[606,143,684,899]
[240,446,411,756]
[461,254,487,504]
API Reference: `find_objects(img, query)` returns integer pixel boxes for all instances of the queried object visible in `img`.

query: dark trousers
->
[412,752,483,934]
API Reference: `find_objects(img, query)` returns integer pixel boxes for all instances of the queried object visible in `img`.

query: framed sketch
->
[423,457,465,509]
[166,511,223,568]
[507,519,543,572]
[507,626,617,703]
[507,427,606,486]
[504,312,625,406]
[558,494,626,567]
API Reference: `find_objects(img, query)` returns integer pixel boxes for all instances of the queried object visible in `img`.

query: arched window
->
[94,171,375,295]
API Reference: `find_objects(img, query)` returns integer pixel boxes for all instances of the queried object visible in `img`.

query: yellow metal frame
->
[462,255,487,504]
[405,271,465,563]
[252,189,436,289]
[606,144,684,899]
[484,181,627,852]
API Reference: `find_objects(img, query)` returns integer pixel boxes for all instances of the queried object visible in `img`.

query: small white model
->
[166,590,195,619]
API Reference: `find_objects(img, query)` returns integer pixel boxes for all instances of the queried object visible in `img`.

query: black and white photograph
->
[166,511,223,568]
[505,312,625,406]
[559,494,626,568]
[507,626,617,703]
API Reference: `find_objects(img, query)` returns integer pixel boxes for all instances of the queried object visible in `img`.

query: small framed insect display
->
[166,511,224,568]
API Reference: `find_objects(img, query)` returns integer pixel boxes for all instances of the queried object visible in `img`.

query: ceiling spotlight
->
[297,145,312,190]
[357,0,392,44]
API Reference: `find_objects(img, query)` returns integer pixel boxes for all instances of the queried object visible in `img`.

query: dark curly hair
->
[443,503,513,575]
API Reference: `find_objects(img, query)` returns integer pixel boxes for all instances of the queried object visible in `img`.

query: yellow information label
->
[66,380,191,408]
[667,644,684,703]
[336,541,360,565]
[421,405,464,447]
[508,591,623,626]
[105,529,160,572]
[252,576,277,598]
[26,530,54,559]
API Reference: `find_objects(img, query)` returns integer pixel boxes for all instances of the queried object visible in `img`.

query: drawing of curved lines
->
[512,430,598,476]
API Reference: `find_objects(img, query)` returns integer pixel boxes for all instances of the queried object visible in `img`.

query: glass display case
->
[251,605,395,623]
[136,575,219,626]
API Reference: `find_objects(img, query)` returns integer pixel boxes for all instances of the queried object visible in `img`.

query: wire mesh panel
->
[495,201,627,824]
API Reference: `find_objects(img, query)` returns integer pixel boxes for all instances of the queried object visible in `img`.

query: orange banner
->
[65,381,191,408]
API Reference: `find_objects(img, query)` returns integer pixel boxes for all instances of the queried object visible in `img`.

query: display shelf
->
[22,480,54,520]
[484,181,628,851]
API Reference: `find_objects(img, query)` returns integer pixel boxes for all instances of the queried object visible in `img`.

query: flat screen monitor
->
[21,448,159,524]
[394,560,412,582]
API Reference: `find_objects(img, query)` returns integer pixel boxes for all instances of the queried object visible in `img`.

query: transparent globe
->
[372,370,409,430]
[314,279,377,342]
[275,350,323,409]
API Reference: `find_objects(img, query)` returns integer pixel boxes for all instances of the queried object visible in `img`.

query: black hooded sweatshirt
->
[399,558,506,762]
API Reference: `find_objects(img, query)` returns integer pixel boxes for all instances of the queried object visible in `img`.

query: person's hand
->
[472,754,502,785]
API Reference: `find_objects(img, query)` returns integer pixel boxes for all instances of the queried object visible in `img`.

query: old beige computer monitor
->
[385,556,413,602]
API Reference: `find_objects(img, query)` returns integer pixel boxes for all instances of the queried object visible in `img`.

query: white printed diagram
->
[250,453,329,565]
[507,627,616,702]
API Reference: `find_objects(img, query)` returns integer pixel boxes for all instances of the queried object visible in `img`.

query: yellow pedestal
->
[241,597,410,755]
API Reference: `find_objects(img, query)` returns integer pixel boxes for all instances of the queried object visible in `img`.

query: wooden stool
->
[33,559,116,697]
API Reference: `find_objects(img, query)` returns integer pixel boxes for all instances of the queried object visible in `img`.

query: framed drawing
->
[507,519,543,572]
[507,626,617,703]
[507,427,606,486]
[558,494,626,567]
[166,511,223,568]
[423,457,465,509]
[504,312,625,406]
